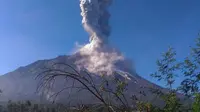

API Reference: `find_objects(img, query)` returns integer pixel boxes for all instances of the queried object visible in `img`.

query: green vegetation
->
[0,35,200,112]
[192,93,200,112]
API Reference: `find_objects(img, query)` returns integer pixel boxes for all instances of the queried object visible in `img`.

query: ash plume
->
[76,0,130,75]
[80,0,112,44]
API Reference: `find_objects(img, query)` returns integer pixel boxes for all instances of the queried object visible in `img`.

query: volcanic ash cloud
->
[75,0,127,75]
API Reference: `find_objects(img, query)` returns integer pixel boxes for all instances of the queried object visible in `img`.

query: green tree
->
[151,47,182,112]
[192,93,200,112]
[162,92,182,112]
[151,47,181,90]
[179,36,200,96]
[151,35,200,112]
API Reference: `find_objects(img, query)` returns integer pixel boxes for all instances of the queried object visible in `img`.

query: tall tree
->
[151,47,181,90]
[151,47,182,112]
[180,36,200,96]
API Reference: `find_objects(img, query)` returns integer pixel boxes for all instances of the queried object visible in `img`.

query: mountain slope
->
[0,55,169,106]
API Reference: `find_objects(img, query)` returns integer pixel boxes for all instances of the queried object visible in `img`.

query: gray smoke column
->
[76,0,130,75]
[80,0,112,44]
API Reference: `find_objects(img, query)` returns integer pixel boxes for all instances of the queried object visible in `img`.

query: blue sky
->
[0,0,200,87]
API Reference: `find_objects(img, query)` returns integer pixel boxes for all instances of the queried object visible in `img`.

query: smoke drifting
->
[76,0,126,75]
[80,0,112,44]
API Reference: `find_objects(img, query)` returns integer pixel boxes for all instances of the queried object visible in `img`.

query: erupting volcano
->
[0,0,172,106]
[76,0,132,76]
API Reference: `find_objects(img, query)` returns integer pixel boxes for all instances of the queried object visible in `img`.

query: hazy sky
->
[0,0,200,87]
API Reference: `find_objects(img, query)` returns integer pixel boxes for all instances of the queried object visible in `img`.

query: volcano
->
[0,54,170,107]
[0,0,190,108]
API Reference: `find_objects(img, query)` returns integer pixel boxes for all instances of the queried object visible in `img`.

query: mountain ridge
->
[0,55,173,106]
